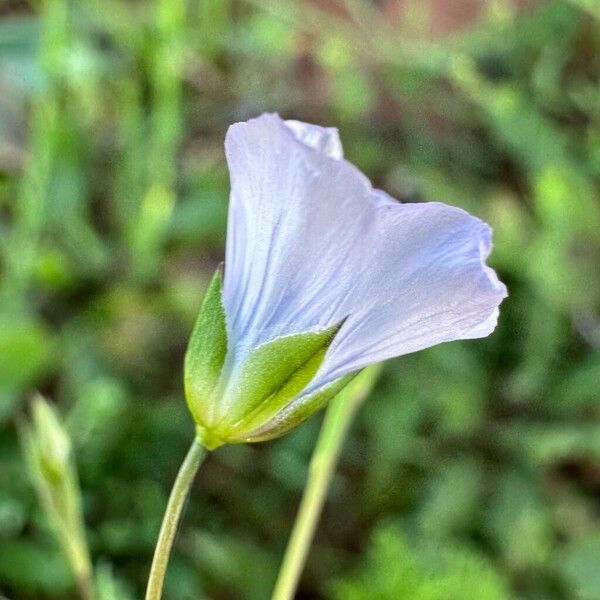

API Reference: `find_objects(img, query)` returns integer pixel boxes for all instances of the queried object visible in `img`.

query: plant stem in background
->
[271,366,381,600]
[145,440,206,600]
[20,396,96,600]
[67,535,95,600]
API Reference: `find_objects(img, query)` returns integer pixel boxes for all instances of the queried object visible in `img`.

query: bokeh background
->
[1,0,599,598]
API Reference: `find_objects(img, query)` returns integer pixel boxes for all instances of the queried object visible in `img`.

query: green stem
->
[63,467,95,600]
[271,367,380,600]
[74,563,95,600]
[145,440,206,600]
[63,530,95,600]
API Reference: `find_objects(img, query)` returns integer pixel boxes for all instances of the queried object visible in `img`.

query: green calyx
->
[239,372,357,443]
[184,268,228,433]
[183,268,349,448]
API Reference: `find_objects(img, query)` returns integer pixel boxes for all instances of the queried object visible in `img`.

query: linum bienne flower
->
[184,113,507,449]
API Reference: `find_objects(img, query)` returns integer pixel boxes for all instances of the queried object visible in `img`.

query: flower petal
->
[284,119,344,159]
[223,113,507,397]
[223,113,374,360]
[302,201,507,395]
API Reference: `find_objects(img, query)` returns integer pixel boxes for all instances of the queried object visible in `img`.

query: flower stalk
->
[145,440,206,600]
[271,366,381,600]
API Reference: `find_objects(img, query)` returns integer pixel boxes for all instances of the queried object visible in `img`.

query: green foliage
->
[95,562,135,600]
[0,540,73,596]
[558,532,600,600]
[328,522,511,600]
[0,0,599,598]
[0,315,54,419]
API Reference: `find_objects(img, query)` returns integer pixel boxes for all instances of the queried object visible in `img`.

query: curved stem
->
[271,367,380,600]
[145,440,206,600]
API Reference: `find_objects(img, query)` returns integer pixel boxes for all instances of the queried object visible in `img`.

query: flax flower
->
[184,113,507,449]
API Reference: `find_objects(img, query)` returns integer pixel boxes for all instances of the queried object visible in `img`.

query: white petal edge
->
[222,113,507,417]
[284,119,344,159]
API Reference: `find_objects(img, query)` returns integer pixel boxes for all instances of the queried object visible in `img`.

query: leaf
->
[184,268,228,425]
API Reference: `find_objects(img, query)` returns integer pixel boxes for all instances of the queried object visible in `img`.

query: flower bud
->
[30,394,71,482]
[21,395,94,597]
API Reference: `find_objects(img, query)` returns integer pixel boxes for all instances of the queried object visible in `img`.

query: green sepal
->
[239,372,357,443]
[221,322,343,433]
[184,268,228,427]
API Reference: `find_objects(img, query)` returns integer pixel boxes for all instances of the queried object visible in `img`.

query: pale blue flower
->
[185,113,507,447]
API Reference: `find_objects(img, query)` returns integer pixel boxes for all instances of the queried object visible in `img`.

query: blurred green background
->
[1,0,599,598]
